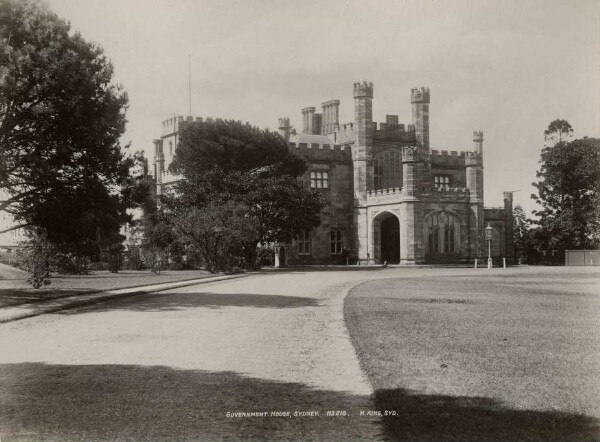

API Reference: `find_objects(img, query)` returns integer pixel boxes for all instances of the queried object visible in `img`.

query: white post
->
[487,240,492,269]
[503,257,506,268]
[274,246,281,268]
[474,258,478,269]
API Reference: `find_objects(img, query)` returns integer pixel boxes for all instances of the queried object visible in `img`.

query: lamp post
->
[484,223,493,269]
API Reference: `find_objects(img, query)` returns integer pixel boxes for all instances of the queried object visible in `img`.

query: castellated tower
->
[399,145,423,263]
[465,131,484,258]
[278,117,291,142]
[153,139,164,193]
[273,80,510,266]
[353,81,374,261]
[466,131,484,201]
[503,191,515,262]
[353,81,374,203]
[473,130,484,158]
[411,87,430,151]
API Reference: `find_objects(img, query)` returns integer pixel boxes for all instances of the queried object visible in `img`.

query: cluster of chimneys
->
[296,100,341,135]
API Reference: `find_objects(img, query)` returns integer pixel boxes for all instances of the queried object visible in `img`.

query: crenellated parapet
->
[278,117,290,128]
[161,115,204,135]
[373,119,416,142]
[353,81,374,98]
[288,142,352,163]
[367,187,402,196]
[278,117,291,141]
[430,149,469,167]
[422,186,470,202]
[366,187,405,205]
[334,123,356,144]
[411,87,430,103]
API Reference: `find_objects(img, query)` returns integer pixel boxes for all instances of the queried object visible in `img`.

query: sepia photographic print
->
[0,0,599,441]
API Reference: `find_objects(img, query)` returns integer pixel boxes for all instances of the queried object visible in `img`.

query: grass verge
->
[0,270,211,308]
[344,268,600,441]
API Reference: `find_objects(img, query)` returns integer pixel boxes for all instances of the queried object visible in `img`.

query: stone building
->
[152,81,514,266]
[278,81,514,265]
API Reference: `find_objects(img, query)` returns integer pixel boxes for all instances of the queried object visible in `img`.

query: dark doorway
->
[381,215,400,264]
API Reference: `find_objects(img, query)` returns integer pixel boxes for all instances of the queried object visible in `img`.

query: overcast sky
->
[46,0,600,214]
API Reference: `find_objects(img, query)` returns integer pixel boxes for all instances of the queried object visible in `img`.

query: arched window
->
[373,150,402,190]
[426,212,460,255]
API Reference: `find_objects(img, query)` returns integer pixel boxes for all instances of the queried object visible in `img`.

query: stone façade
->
[151,82,514,266]
[278,82,514,265]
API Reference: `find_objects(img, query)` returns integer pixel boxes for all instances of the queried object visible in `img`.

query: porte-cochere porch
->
[367,208,471,264]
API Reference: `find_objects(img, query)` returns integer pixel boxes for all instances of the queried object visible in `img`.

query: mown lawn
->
[345,267,600,442]
[0,270,211,308]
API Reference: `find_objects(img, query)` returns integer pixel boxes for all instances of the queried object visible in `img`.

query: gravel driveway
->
[0,269,398,441]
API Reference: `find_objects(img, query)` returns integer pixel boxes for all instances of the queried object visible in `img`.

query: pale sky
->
[46,0,600,215]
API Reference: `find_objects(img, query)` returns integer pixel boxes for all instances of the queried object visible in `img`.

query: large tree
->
[531,122,600,250]
[0,0,130,241]
[165,119,324,269]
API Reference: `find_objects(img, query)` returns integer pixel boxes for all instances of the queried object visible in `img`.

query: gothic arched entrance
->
[373,212,400,264]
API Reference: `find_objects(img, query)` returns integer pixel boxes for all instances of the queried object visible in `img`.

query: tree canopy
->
[544,119,573,145]
[164,119,324,270]
[0,0,142,274]
[532,122,600,250]
[0,0,130,241]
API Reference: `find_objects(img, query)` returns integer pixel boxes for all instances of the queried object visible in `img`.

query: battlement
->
[302,107,316,113]
[421,186,470,202]
[411,87,430,103]
[367,187,402,196]
[366,187,405,205]
[430,149,468,157]
[288,141,352,163]
[430,149,471,167]
[333,123,356,145]
[278,117,290,128]
[288,141,349,152]
[373,120,416,142]
[161,115,223,135]
[473,131,484,142]
[353,81,374,98]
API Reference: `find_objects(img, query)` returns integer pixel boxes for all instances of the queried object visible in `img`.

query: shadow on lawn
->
[0,288,92,308]
[374,388,600,442]
[60,291,321,314]
[0,362,380,442]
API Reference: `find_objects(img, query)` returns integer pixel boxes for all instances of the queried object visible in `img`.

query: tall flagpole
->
[188,55,192,115]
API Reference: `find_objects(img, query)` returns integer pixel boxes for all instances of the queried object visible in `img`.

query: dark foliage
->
[0,0,144,273]
[532,132,600,250]
[164,119,324,270]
